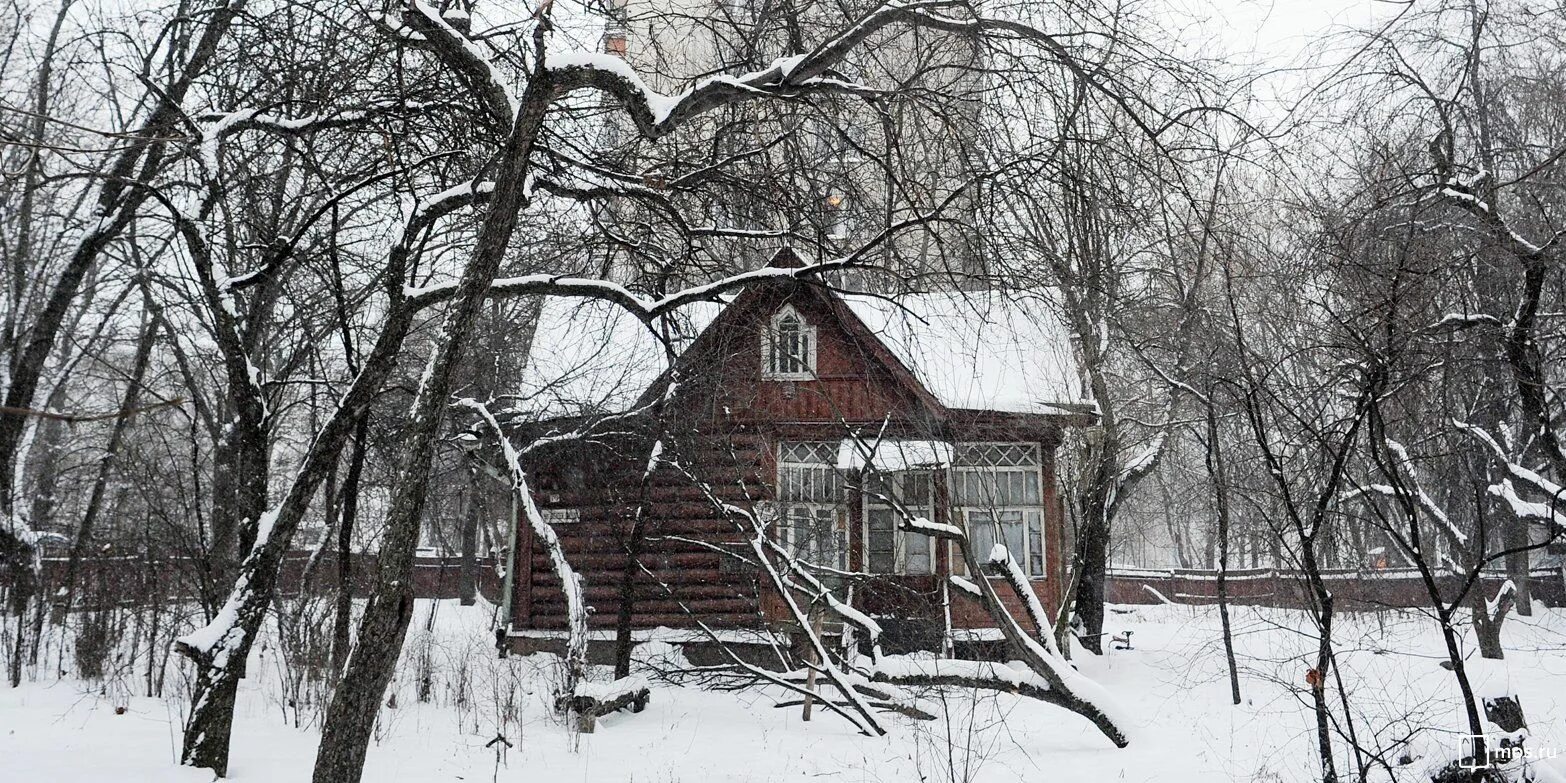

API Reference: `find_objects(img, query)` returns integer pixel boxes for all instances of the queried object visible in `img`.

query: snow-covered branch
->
[459,398,590,696]
[1456,421,1566,538]
[1432,179,1554,260]
[541,1,1166,142]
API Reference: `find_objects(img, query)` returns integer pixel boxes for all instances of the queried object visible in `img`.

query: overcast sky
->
[1175,0,1384,61]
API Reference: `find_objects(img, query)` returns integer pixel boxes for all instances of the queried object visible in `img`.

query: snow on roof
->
[511,297,723,419]
[837,290,1084,414]
[512,287,1084,421]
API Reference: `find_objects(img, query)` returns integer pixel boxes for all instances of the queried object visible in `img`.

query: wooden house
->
[500,250,1093,658]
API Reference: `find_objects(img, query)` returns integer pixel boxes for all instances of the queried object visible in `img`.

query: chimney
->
[602,27,628,56]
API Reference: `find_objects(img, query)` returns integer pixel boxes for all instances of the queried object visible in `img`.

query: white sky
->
[1169,0,1385,63]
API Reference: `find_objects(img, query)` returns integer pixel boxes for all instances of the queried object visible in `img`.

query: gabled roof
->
[509,298,725,419]
[510,278,1086,420]
[835,290,1082,414]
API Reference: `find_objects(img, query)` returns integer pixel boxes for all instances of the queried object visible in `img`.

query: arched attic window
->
[764,304,817,379]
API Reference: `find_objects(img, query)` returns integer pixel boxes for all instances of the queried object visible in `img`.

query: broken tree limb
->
[871,489,1134,748]
[555,677,652,733]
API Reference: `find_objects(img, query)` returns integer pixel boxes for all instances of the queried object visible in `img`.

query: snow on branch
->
[1486,579,1517,618]
[948,574,982,598]
[1456,421,1566,538]
[1428,312,1504,332]
[1490,480,1566,537]
[573,674,649,701]
[1433,178,1556,260]
[1116,430,1168,487]
[459,398,589,694]
[403,0,519,125]
[869,655,1055,701]
[542,0,1167,142]
[986,544,1062,657]
[409,250,855,315]
[195,101,410,148]
[1383,438,1469,547]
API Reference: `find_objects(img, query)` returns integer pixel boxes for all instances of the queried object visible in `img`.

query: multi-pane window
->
[765,306,816,379]
[776,442,844,569]
[773,440,1047,578]
[953,443,1046,576]
[863,470,935,575]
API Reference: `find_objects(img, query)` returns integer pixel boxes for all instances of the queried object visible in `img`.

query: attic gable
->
[510,254,1086,422]
[652,279,944,424]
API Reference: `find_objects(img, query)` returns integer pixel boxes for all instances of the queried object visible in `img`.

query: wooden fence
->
[7,551,503,604]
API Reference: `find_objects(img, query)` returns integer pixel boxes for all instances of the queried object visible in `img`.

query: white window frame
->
[861,470,936,575]
[956,507,1046,578]
[775,442,845,570]
[762,304,817,380]
[782,503,846,571]
[951,443,1047,578]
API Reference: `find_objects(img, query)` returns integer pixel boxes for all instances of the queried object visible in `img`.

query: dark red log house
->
[502,250,1092,657]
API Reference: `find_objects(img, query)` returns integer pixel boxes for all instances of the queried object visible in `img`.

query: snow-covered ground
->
[4,600,1565,781]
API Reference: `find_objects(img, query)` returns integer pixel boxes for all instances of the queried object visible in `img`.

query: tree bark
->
[459,467,478,607]
[311,75,552,783]
[613,436,664,679]
[1205,402,1242,705]
[332,419,367,674]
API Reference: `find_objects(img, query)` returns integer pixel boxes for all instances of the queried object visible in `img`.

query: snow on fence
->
[3,551,502,606]
[1105,566,1566,609]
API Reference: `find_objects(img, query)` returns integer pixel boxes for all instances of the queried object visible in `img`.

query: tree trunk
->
[311,84,550,783]
[1073,495,1110,654]
[613,436,664,680]
[1503,520,1532,617]
[611,510,650,680]
[1309,585,1337,783]
[1471,583,1511,660]
[459,468,478,607]
[181,650,250,775]
[1206,402,1242,705]
[333,420,367,673]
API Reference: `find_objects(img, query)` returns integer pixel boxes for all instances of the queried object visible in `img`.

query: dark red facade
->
[506,277,1087,649]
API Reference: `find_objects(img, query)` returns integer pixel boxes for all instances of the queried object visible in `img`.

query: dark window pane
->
[868,509,895,572]
[1027,511,1044,576]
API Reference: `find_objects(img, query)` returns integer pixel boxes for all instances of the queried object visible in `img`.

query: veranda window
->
[776,441,845,569]
[953,443,1046,576]
[863,469,935,575]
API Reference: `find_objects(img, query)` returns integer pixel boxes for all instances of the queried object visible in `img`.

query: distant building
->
[589,0,989,292]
